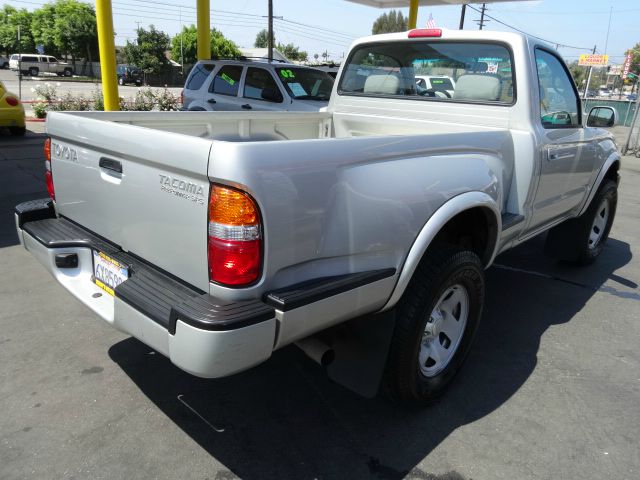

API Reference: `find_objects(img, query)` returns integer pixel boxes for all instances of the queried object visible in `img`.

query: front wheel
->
[383,245,485,404]
[64,68,73,77]
[545,179,617,265]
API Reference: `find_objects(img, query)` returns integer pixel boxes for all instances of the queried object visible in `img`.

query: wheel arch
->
[382,191,500,311]
[578,154,620,217]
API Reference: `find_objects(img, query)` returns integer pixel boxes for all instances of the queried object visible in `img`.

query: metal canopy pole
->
[197,0,210,60]
[95,0,119,111]
[408,0,419,29]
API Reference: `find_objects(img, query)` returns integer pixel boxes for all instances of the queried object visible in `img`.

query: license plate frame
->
[92,250,129,296]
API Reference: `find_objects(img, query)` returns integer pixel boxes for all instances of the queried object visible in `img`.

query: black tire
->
[9,126,26,136]
[544,179,617,265]
[118,77,124,86]
[383,245,485,404]
[29,67,38,77]
[64,68,73,77]
[2,62,8,69]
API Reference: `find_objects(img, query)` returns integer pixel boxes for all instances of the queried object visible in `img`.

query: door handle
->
[241,104,252,110]
[207,98,216,104]
[99,157,122,174]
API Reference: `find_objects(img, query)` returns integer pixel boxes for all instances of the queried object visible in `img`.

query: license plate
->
[93,251,129,296]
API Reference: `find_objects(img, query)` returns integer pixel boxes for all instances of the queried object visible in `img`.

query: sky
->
[2,0,639,64]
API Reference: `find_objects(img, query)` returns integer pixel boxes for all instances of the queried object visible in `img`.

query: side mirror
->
[587,106,617,128]
[261,88,283,103]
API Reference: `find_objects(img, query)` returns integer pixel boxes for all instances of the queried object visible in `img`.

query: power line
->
[466,5,593,51]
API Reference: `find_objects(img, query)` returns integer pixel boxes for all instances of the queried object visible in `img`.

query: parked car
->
[0,80,26,136]
[597,87,612,98]
[9,54,74,77]
[117,65,143,86]
[17,29,621,404]
[415,75,456,97]
[627,93,637,102]
[182,59,334,111]
[0,55,9,69]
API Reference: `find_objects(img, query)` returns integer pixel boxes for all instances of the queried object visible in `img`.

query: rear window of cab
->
[338,40,515,105]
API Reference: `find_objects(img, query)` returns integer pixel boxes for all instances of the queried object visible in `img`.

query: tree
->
[254,29,273,49]
[276,42,308,62]
[124,25,170,75]
[170,25,240,65]
[372,9,407,34]
[0,6,35,55]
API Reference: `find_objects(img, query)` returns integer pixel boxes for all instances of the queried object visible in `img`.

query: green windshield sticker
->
[280,69,295,79]
[221,73,235,85]
[432,79,445,84]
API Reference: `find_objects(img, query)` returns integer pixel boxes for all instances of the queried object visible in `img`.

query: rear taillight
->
[208,185,262,286]
[44,138,55,200]
[180,89,184,106]
[5,96,19,106]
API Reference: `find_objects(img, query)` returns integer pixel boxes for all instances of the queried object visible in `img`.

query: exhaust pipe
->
[296,337,335,367]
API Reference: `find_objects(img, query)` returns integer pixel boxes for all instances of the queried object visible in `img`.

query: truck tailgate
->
[46,112,212,291]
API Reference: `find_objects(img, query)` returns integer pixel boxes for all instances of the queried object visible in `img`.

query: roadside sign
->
[609,65,621,76]
[36,44,44,54]
[622,53,632,80]
[578,54,609,66]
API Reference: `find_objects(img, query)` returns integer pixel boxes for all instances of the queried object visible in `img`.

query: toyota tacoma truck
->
[15,29,620,403]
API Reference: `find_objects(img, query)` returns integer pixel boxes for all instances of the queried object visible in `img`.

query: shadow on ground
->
[108,234,633,480]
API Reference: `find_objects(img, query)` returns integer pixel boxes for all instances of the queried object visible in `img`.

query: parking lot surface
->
[1,125,639,480]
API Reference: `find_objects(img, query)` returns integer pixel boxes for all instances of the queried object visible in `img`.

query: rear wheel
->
[64,68,73,77]
[118,77,124,86]
[383,245,485,404]
[28,67,38,77]
[9,126,26,136]
[545,179,617,265]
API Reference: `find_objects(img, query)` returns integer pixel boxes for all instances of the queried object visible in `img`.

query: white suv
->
[9,54,74,77]
[182,59,334,112]
[0,55,9,69]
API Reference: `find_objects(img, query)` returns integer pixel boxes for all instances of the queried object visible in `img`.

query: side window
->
[243,68,282,102]
[48,57,57,63]
[22,56,37,63]
[185,63,214,90]
[535,49,580,128]
[210,65,242,96]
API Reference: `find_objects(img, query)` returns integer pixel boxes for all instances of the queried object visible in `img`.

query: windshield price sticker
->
[288,82,307,97]
[280,69,296,79]
[221,73,236,85]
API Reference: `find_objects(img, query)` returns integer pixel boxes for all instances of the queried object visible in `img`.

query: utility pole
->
[583,45,597,100]
[479,3,487,30]
[268,0,273,62]
[459,4,466,30]
[179,7,184,75]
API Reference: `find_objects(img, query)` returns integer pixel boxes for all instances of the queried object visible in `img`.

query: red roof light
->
[408,29,442,38]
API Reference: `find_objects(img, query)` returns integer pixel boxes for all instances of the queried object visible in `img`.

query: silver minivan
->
[181,60,334,112]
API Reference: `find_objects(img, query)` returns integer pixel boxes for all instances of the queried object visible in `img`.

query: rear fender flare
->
[381,191,500,311]
[577,152,620,217]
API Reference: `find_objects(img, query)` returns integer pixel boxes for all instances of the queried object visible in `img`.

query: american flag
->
[426,13,436,29]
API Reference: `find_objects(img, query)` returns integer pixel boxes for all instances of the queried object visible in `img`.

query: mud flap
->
[326,310,396,398]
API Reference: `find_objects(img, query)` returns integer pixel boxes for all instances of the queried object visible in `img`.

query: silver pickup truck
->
[16,29,621,404]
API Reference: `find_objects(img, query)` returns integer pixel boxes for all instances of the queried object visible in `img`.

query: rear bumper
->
[15,199,277,378]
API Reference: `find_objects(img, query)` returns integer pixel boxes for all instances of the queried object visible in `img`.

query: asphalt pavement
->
[0,123,639,480]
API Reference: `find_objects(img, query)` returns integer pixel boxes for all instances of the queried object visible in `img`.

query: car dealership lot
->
[0,68,181,106]
[1,125,639,480]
